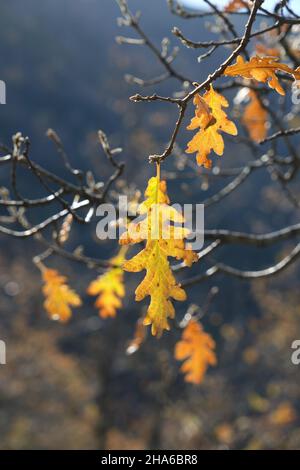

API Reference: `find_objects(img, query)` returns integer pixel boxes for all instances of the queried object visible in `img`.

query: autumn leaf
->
[224,55,300,95]
[224,0,249,12]
[186,85,237,169]
[42,268,82,322]
[242,90,268,142]
[175,320,217,384]
[269,402,297,426]
[87,247,127,318]
[120,165,197,337]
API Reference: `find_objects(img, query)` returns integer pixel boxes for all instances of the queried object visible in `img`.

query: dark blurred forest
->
[0,0,300,449]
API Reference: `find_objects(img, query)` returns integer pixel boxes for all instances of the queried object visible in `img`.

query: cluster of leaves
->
[38,21,300,384]
[186,55,300,167]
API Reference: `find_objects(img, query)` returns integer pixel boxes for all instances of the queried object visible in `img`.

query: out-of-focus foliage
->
[87,247,127,318]
[242,90,268,142]
[225,0,250,12]
[175,320,217,384]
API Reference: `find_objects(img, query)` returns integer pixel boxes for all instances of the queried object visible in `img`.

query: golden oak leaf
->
[186,85,237,169]
[175,320,217,384]
[120,167,197,337]
[224,55,300,95]
[243,90,268,142]
[87,247,127,318]
[224,0,249,12]
[42,268,82,322]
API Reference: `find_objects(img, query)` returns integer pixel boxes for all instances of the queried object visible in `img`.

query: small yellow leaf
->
[186,85,237,169]
[87,247,127,318]
[42,268,82,322]
[224,55,300,95]
[175,320,217,384]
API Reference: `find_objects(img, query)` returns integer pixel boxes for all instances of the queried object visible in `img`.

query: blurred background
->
[0,0,300,450]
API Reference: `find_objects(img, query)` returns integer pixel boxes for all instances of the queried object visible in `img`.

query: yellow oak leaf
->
[175,320,217,384]
[186,85,237,169]
[42,268,82,322]
[120,165,197,337]
[87,247,127,318]
[224,55,300,95]
[243,90,268,142]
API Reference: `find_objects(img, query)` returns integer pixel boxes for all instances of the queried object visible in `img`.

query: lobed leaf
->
[186,85,237,169]
[224,55,300,95]
[120,169,197,337]
[175,320,217,384]
[42,268,82,322]
[87,247,127,318]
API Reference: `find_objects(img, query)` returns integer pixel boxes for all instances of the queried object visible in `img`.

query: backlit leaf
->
[42,268,82,322]
[243,90,268,142]
[186,85,237,169]
[120,165,197,337]
[224,0,249,12]
[175,320,217,384]
[87,247,127,318]
[224,55,300,95]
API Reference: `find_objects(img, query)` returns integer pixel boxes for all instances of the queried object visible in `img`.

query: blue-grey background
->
[0,0,299,450]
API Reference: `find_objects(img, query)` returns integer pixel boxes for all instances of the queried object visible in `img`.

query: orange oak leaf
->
[243,90,268,142]
[224,55,300,95]
[120,165,197,337]
[42,268,82,322]
[87,247,127,318]
[175,320,217,384]
[225,0,249,12]
[186,85,237,169]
